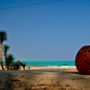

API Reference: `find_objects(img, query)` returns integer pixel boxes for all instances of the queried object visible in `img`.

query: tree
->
[0,31,7,70]
[3,44,10,70]
[4,44,9,58]
[6,54,14,70]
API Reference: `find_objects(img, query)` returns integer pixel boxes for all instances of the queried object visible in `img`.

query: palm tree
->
[4,44,9,58]
[6,54,14,70]
[3,44,10,69]
[0,31,7,70]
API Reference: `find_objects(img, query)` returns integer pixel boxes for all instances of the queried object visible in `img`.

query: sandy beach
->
[0,66,90,90]
[0,65,77,71]
[28,66,77,71]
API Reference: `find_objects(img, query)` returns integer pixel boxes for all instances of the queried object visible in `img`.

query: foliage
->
[3,44,10,52]
[18,61,26,70]
[0,31,7,43]
[6,54,14,66]
[5,54,26,70]
[13,60,26,70]
[5,54,14,70]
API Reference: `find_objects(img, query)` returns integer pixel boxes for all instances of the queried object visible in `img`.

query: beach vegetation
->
[0,30,26,70]
[6,54,15,70]
[18,61,26,70]
[13,60,26,70]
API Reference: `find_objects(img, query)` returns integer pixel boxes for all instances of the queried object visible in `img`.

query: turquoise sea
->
[23,60,75,66]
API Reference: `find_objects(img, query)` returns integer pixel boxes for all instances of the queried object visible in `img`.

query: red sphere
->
[75,46,90,74]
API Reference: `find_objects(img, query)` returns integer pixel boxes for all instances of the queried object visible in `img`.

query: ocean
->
[23,60,75,66]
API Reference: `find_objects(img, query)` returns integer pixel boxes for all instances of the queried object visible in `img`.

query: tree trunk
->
[4,51,8,70]
[0,43,4,70]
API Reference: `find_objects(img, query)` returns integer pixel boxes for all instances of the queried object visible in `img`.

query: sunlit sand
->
[1,66,90,90]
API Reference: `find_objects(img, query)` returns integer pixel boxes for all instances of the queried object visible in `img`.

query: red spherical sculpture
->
[75,46,90,74]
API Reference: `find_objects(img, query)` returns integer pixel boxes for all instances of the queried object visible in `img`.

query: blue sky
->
[0,0,90,60]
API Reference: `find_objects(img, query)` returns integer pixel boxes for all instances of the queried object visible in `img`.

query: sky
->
[0,0,90,61]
